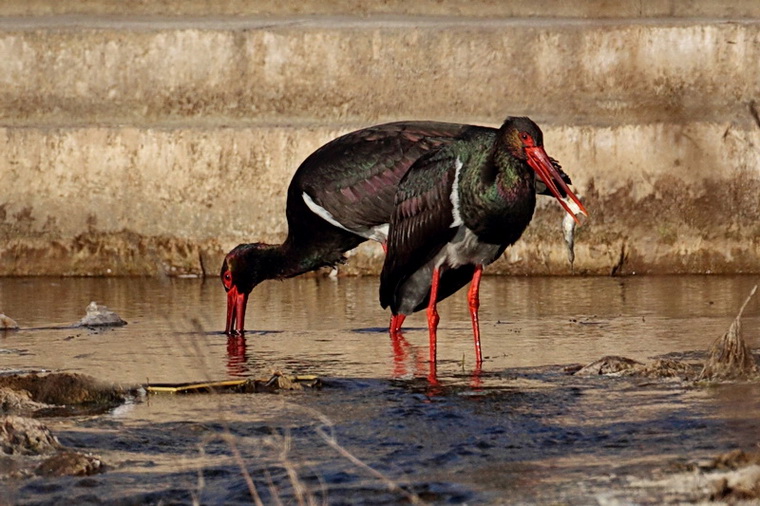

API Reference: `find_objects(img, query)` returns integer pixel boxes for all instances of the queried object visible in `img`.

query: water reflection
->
[0,275,758,386]
[226,335,249,377]
[2,275,759,504]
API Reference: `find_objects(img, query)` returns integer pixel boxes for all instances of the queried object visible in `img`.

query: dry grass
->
[699,285,759,381]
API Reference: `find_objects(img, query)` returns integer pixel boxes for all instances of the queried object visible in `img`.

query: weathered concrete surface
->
[1,13,759,276]
[1,17,759,126]
[1,122,758,276]
[3,0,760,18]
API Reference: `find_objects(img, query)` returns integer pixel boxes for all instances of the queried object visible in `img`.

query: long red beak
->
[526,146,588,224]
[225,285,249,335]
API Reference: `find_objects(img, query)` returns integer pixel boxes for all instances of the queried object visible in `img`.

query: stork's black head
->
[500,116,545,161]
[220,243,275,334]
[499,116,588,222]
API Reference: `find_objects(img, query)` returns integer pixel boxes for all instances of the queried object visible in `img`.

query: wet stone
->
[75,301,127,327]
[35,450,105,477]
[635,358,702,380]
[572,356,714,381]
[0,313,19,330]
[0,372,129,408]
[0,387,50,415]
[694,449,760,471]
[0,416,60,456]
[573,355,644,376]
[653,450,760,503]
[710,465,760,501]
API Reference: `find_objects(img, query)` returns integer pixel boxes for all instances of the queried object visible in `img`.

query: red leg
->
[467,265,484,365]
[427,267,442,376]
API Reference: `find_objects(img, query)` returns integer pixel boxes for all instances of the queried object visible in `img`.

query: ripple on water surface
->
[1,275,759,503]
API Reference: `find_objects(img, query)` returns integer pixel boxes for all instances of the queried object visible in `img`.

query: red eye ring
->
[520,132,529,141]
[222,271,233,290]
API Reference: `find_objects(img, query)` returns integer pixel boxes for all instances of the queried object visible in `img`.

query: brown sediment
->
[0,372,129,408]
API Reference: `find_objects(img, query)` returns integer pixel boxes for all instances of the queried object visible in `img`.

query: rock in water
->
[699,285,759,381]
[573,355,644,376]
[0,416,61,456]
[76,301,127,327]
[35,450,105,477]
[0,313,19,330]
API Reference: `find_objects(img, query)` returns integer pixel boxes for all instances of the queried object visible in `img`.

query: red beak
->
[526,146,588,224]
[225,285,249,335]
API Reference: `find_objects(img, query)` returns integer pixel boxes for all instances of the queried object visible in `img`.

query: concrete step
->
[2,121,758,276]
[1,16,759,126]
[2,13,759,276]
[3,1,760,18]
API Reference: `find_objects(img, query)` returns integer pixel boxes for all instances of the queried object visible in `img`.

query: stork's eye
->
[222,271,233,290]
[518,131,536,148]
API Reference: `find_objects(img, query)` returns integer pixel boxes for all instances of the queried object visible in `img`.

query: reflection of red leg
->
[226,336,248,377]
[467,265,484,365]
[427,267,441,380]
[389,327,410,378]
[470,360,483,390]
[388,324,427,380]
[389,314,408,377]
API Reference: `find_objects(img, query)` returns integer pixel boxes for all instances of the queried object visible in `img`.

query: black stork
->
[379,116,587,371]
[221,120,580,335]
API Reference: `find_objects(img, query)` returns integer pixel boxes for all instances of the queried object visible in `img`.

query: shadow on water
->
[1,275,759,503]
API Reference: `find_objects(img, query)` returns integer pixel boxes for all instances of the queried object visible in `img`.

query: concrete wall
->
[2,1,760,18]
[1,6,759,277]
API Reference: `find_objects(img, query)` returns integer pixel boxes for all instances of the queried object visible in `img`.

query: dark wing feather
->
[379,148,462,310]
[292,122,486,232]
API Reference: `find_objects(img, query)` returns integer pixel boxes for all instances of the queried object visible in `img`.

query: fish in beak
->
[525,145,588,224]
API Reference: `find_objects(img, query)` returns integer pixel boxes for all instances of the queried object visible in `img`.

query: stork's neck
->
[492,147,536,205]
[266,243,328,280]
[231,242,311,282]
[457,141,537,242]
[275,239,343,280]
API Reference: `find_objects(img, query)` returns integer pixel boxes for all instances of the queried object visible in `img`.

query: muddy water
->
[1,275,759,504]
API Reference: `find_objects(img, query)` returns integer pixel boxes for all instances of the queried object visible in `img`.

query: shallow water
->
[1,275,759,504]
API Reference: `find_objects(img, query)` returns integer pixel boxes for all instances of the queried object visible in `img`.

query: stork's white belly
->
[435,227,501,269]
[395,227,501,315]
